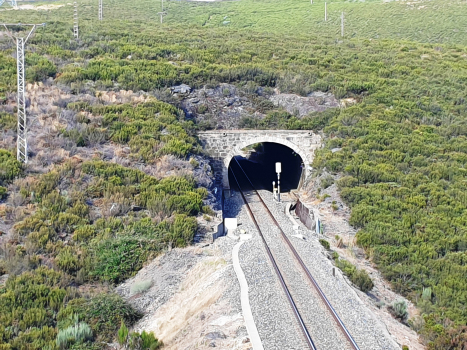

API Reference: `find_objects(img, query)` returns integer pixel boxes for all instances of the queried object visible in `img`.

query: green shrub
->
[336,259,374,293]
[0,268,67,347]
[389,299,408,321]
[28,226,55,249]
[319,239,330,250]
[352,270,374,293]
[126,330,163,350]
[140,330,163,350]
[189,158,200,168]
[422,287,432,302]
[0,112,16,130]
[91,236,161,283]
[56,247,81,273]
[72,225,96,242]
[80,294,141,342]
[56,322,92,349]
[197,104,208,114]
[118,321,129,346]
[0,185,7,199]
[65,101,198,162]
[336,176,358,190]
[0,149,22,186]
[321,175,334,189]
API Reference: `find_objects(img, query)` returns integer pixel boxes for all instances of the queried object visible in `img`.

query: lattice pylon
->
[0,0,17,8]
[16,37,27,163]
[98,0,103,20]
[73,2,79,39]
[1,23,45,163]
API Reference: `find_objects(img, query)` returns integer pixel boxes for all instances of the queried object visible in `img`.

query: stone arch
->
[196,130,321,194]
[222,137,308,190]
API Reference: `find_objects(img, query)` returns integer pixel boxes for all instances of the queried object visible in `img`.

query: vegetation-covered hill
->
[1,0,467,348]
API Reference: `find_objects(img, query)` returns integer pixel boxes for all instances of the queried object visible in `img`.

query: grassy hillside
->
[3,0,467,44]
[1,0,467,349]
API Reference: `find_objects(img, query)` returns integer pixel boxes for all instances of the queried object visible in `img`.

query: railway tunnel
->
[197,130,322,194]
[228,142,304,193]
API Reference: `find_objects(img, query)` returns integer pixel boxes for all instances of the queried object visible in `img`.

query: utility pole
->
[99,0,104,21]
[341,11,344,37]
[73,2,79,39]
[1,23,46,163]
[0,0,17,8]
[98,0,103,20]
[325,2,327,22]
[157,0,167,24]
[157,11,166,24]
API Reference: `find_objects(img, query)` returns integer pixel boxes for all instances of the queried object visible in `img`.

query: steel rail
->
[233,157,361,350]
[229,167,317,350]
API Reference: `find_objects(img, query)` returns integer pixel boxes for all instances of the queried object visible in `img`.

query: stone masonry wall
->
[197,130,321,190]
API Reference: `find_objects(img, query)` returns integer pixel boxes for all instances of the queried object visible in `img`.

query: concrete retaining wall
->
[295,200,315,230]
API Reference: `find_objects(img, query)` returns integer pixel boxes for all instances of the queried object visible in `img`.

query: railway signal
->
[276,162,282,202]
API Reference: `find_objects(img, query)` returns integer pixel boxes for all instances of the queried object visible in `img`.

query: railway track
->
[230,157,360,350]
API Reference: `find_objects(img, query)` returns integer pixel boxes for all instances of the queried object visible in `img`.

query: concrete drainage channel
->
[232,234,265,350]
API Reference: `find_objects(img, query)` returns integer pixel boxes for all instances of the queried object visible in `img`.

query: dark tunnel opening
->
[228,142,304,193]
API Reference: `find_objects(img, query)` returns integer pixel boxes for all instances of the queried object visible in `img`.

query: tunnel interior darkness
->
[228,142,304,192]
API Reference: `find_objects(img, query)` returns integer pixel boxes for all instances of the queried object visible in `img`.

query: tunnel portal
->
[228,142,304,193]
[197,130,322,193]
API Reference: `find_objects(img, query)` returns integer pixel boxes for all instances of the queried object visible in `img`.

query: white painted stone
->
[225,218,238,232]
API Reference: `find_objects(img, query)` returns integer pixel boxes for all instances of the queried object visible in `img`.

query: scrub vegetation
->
[1,0,467,348]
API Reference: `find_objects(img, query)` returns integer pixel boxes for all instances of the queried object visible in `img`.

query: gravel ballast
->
[224,187,400,350]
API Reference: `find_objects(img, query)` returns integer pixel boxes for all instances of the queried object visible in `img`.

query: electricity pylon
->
[98,0,103,20]
[0,0,17,8]
[73,2,79,39]
[1,23,46,163]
